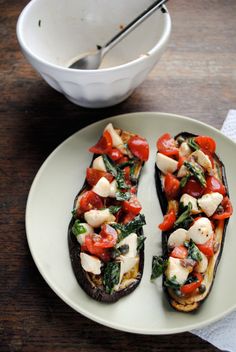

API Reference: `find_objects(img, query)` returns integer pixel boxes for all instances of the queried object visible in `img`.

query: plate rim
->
[25,111,236,334]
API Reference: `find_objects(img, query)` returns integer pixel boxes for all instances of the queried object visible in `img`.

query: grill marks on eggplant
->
[68,127,147,303]
[155,132,232,312]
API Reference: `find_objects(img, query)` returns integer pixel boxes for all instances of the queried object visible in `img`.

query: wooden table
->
[1,0,236,351]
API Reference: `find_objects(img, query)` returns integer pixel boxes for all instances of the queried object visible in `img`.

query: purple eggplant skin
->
[68,153,145,303]
[155,132,230,312]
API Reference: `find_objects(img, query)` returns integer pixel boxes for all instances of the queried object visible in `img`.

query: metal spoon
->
[69,0,168,70]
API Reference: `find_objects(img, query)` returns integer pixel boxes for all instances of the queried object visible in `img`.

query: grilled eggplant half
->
[154,132,233,312]
[68,123,149,302]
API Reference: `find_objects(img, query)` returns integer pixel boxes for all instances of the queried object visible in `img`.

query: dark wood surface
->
[1,0,236,351]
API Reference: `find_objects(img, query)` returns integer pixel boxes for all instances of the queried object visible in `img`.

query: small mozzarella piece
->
[92,177,111,197]
[76,223,94,245]
[198,192,223,217]
[191,150,212,172]
[188,217,213,244]
[177,165,188,178]
[166,257,190,285]
[80,253,101,275]
[117,233,138,257]
[104,123,126,153]
[195,251,208,273]
[156,153,178,174]
[179,142,192,157]
[92,156,106,172]
[168,228,189,248]
[84,209,115,228]
[180,194,201,214]
[109,180,118,198]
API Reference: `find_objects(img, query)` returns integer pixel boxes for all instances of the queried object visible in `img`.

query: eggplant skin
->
[68,220,144,303]
[155,131,230,312]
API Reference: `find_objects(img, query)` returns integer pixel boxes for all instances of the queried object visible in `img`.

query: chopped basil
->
[118,160,135,169]
[137,235,146,252]
[103,262,120,294]
[188,137,200,151]
[129,163,138,184]
[188,239,202,262]
[109,205,121,214]
[180,174,190,188]
[111,214,146,242]
[115,191,131,201]
[102,155,117,177]
[174,202,194,230]
[72,220,86,236]
[116,168,130,190]
[151,255,167,280]
[164,275,180,290]
[184,161,206,187]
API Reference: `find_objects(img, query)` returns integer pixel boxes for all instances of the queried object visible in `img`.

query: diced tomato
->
[204,176,226,196]
[84,235,110,261]
[79,191,103,212]
[178,156,186,169]
[86,168,113,186]
[128,135,149,161]
[123,166,131,183]
[108,148,123,161]
[93,224,118,248]
[123,195,142,215]
[122,212,136,224]
[130,186,137,194]
[156,133,179,158]
[164,173,180,200]
[182,177,205,197]
[170,245,188,259]
[159,209,176,231]
[212,196,233,219]
[180,273,203,295]
[116,156,129,164]
[197,237,214,257]
[89,130,112,154]
[195,136,216,155]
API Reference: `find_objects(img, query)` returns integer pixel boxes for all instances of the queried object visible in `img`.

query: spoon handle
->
[102,0,169,55]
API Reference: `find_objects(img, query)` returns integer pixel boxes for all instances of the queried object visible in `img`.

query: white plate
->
[26,112,236,334]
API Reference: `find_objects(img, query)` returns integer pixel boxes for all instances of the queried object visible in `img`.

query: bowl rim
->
[16,0,171,73]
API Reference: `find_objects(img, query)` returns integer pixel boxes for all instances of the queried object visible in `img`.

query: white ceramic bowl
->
[17,0,171,108]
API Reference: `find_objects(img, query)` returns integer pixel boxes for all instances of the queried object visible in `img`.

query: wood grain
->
[1,0,236,351]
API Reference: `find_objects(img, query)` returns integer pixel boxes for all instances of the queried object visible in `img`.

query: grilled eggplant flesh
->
[68,125,148,302]
[155,132,232,312]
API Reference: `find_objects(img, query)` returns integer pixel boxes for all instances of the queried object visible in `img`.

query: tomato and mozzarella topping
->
[153,132,233,296]
[72,123,149,294]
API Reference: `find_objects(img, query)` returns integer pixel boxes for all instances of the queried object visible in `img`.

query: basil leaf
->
[118,160,135,169]
[102,155,117,177]
[164,275,180,290]
[116,167,130,190]
[174,202,193,230]
[109,205,121,214]
[188,239,202,262]
[188,137,200,151]
[111,214,146,242]
[184,161,206,187]
[137,235,146,252]
[180,174,190,188]
[151,255,167,280]
[72,220,86,236]
[103,262,120,294]
[115,191,131,201]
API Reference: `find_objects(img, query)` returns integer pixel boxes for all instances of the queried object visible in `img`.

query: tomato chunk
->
[128,135,149,161]
[89,130,112,154]
[180,273,203,295]
[212,196,233,219]
[182,177,205,197]
[84,235,110,261]
[164,173,180,200]
[108,148,123,161]
[195,136,216,154]
[94,224,118,248]
[156,133,179,157]
[197,237,214,257]
[204,175,226,196]
[123,195,142,215]
[159,209,176,231]
[122,212,136,224]
[86,168,113,186]
[170,245,188,259]
[79,191,103,212]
